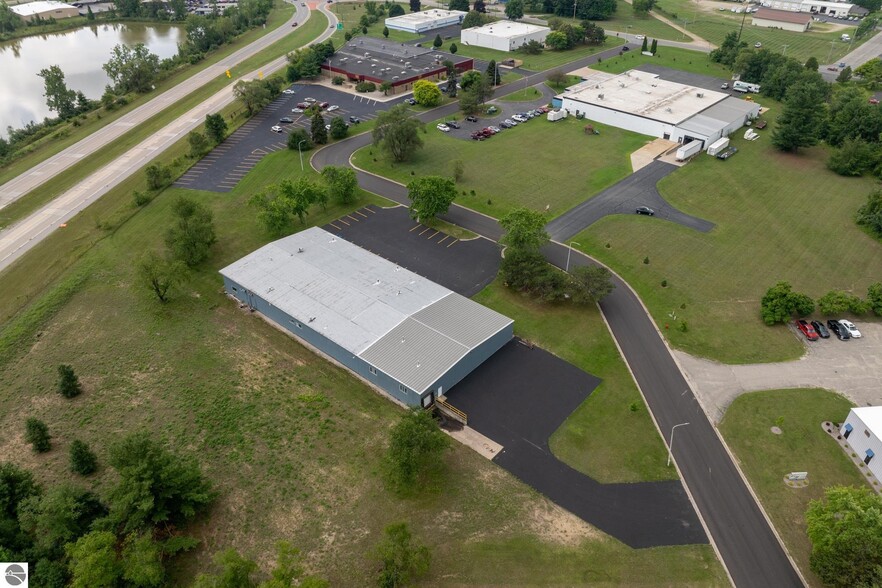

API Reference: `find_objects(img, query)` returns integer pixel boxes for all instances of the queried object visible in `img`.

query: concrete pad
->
[444,426,503,460]
[630,138,678,171]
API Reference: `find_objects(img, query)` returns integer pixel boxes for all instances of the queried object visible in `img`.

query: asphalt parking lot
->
[435,83,556,142]
[175,83,405,193]
[446,340,707,548]
[322,204,501,297]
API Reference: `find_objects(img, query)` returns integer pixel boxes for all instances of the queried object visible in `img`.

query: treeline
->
[760,281,882,324]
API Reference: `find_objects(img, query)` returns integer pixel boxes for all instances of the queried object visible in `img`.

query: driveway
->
[545,160,715,241]
[438,83,556,140]
[676,322,882,424]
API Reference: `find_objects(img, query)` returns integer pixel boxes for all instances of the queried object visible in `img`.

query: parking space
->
[634,63,732,94]
[175,83,406,193]
[436,82,555,142]
[322,204,500,297]
[445,340,707,548]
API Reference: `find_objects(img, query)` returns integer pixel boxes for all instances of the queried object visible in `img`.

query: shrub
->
[132,191,152,207]
[287,128,312,151]
[57,364,82,398]
[332,75,344,85]
[70,440,98,475]
[869,282,882,316]
[818,290,868,315]
[355,81,377,93]
[760,281,815,325]
[25,418,51,453]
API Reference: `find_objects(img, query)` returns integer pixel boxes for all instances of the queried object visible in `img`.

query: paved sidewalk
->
[676,322,882,424]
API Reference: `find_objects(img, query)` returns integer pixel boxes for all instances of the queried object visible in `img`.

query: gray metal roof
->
[679,97,759,136]
[220,228,512,393]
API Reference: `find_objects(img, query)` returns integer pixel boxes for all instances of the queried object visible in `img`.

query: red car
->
[870,98,880,105]
[296,102,309,109]
[319,101,330,109]
[796,319,819,341]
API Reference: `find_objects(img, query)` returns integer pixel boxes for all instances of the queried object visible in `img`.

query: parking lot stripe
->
[419,227,431,236]
[328,222,342,230]
[437,235,450,244]
[337,218,350,226]
[427,230,439,239]
[354,210,368,218]
[409,224,421,232]
[447,239,458,248]
[346,215,360,222]
[363,207,376,214]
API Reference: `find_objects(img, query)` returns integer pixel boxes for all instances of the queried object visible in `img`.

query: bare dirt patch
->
[527,500,602,546]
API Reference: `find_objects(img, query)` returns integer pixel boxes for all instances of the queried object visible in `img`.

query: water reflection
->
[0,23,184,137]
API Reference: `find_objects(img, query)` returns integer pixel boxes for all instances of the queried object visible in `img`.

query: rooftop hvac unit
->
[401,71,407,74]
[598,93,604,100]
[619,82,625,87]
[393,76,400,80]
[665,107,672,112]
[357,60,362,63]
[697,92,704,97]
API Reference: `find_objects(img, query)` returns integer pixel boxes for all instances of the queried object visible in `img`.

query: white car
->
[436,123,450,132]
[635,34,645,40]
[839,320,862,338]
[304,97,316,103]
[292,108,304,113]
[327,105,339,111]
[271,125,283,133]
[283,89,296,95]
[511,114,527,123]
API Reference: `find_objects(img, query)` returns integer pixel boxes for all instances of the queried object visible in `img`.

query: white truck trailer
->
[547,109,567,122]
[733,80,760,93]
[676,140,703,161]
[706,137,730,157]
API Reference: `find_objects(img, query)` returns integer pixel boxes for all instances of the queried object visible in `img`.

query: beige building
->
[752,7,813,31]
[10,0,80,21]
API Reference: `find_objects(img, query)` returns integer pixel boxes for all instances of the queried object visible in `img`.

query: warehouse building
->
[556,69,760,149]
[760,0,854,17]
[752,7,813,31]
[460,21,550,51]
[384,8,466,33]
[840,407,882,482]
[11,0,79,21]
[323,36,473,95]
[220,228,514,408]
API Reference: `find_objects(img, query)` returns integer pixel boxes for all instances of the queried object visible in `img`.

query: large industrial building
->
[840,407,882,482]
[460,21,550,51]
[322,36,474,95]
[384,8,466,33]
[760,0,854,17]
[752,7,813,31]
[555,69,760,149]
[11,0,79,21]
[220,228,514,408]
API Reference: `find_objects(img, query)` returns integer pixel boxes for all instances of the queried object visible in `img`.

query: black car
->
[635,206,655,216]
[446,120,460,129]
[811,320,830,339]
[404,98,417,105]
[827,319,850,340]
[279,116,293,123]
[466,115,478,122]
[622,46,631,52]
[349,115,361,124]
[499,121,512,128]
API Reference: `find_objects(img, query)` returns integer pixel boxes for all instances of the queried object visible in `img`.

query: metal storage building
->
[751,8,813,32]
[11,0,79,21]
[460,21,550,52]
[220,228,513,408]
[384,9,466,33]
[840,407,882,482]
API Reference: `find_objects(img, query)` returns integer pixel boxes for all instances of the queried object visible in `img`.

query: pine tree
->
[58,364,82,398]
[310,112,328,145]
[26,418,51,453]
[433,34,443,48]
[641,36,648,52]
[650,38,658,54]
[70,440,98,475]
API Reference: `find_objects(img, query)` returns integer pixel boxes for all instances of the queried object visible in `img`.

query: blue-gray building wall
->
[222,278,422,406]
[426,324,512,398]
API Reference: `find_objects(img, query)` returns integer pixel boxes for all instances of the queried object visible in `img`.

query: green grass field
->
[719,389,866,587]
[0,143,727,584]
[591,45,733,77]
[329,2,419,44]
[572,105,882,363]
[533,0,692,42]
[499,86,544,101]
[353,115,650,220]
[446,35,626,72]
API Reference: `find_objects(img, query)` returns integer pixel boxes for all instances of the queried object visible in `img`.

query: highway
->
[0,2,338,272]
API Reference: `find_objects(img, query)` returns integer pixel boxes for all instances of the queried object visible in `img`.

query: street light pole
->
[667,422,690,467]
[782,44,788,56]
[565,241,581,273]
[573,0,577,20]
[298,140,306,171]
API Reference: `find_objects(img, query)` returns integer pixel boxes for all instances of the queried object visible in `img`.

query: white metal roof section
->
[411,292,513,348]
[11,0,72,14]
[465,21,550,38]
[853,406,882,434]
[219,227,449,354]
[384,8,466,27]
[564,69,728,125]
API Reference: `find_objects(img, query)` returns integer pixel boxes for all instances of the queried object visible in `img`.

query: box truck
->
[676,140,703,161]
[733,80,761,93]
[547,109,567,122]
[706,137,730,156]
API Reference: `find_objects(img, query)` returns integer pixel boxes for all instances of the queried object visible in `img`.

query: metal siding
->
[410,293,514,348]
[842,410,882,481]
[427,324,513,396]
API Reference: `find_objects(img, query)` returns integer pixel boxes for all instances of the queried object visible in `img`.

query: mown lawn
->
[591,45,732,77]
[352,114,650,219]
[572,104,882,363]
[719,388,867,587]
[475,281,675,483]
[444,34,625,72]
[0,146,727,585]
[532,0,691,41]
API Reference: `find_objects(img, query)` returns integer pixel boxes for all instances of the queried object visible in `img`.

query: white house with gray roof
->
[219,227,513,407]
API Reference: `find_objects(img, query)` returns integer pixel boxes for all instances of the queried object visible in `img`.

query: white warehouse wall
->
[841,410,882,482]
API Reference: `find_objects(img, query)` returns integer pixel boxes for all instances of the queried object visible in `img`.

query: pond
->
[0,23,185,137]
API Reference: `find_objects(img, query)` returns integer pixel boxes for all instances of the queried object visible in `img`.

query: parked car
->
[500,121,512,128]
[486,106,498,114]
[720,82,729,89]
[470,131,485,140]
[622,46,630,51]
[304,97,316,103]
[349,115,361,123]
[405,98,417,105]
[296,102,309,109]
[870,98,880,105]
[283,89,296,95]
[319,102,330,109]
[811,320,830,339]
[291,108,304,113]
[635,206,654,216]
[827,320,850,340]
[279,116,293,123]
[512,114,527,123]
[446,120,460,129]
[465,115,478,122]
[504,118,517,126]
[436,123,450,132]
[327,105,339,111]
[271,125,283,133]
[635,34,645,40]
[796,319,819,341]
[839,319,862,338]
[489,125,501,133]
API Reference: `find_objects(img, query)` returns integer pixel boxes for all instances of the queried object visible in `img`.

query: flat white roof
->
[564,69,728,125]
[464,20,550,38]
[385,8,466,26]
[11,0,75,14]
[852,407,882,434]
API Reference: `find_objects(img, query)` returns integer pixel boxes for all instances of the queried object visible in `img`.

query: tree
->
[0,462,40,525]
[102,44,160,94]
[169,0,185,19]
[385,409,449,492]
[461,10,490,28]
[856,15,880,39]
[145,163,172,190]
[641,35,648,52]
[806,486,882,588]
[827,138,875,176]
[569,265,614,304]
[818,290,867,315]
[57,364,82,399]
[857,189,882,237]
[433,33,443,48]
[582,20,605,44]
[164,197,217,267]
[375,522,431,588]
[70,440,98,475]
[250,178,324,231]
[837,66,853,83]
[632,0,652,13]
[0,1,21,33]
[545,30,571,50]
[855,58,882,88]
[409,0,420,11]
[771,81,826,153]
[383,25,389,38]
[38,65,77,119]
[379,81,393,95]
[205,113,228,144]
[760,281,814,325]
[310,112,328,144]
[460,69,493,102]
[825,86,882,147]
[500,207,549,252]
[449,0,469,9]
[451,159,464,182]
[18,484,105,555]
[650,38,658,53]
[287,128,312,152]
[413,79,442,106]
[25,418,51,453]
[710,31,747,67]
[321,166,358,205]
[188,131,211,158]
[449,42,458,55]
[486,60,501,85]
[505,0,524,19]
[121,533,165,588]
[389,3,405,16]
[804,56,819,71]
[868,282,882,316]
[329,116,349,140]
[192,549,258,588]
[233,79,272,117]
[136,251,187,303]
[547,69,568,88]
[66,531,122,588]
[107,432,214,533]
[446,67,458,96]
[373,104,424,162]
[474,0,486,11]
[406,176,456,223]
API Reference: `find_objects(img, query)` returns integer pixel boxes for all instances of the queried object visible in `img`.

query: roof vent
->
[697,92,704,98]
[598,93,604,100]
[297,247,304,253]
[375,279,381,285]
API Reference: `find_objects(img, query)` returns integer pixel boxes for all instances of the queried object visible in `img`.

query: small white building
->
[841,407,882,482]
[460,21,550,52]
[384,9,466,34]
[761,0,854,18]
[752,7,813,31]
[10,0,80,21]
